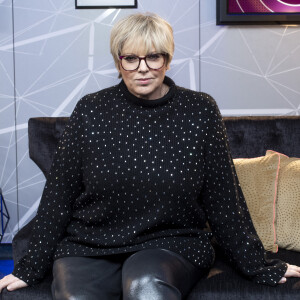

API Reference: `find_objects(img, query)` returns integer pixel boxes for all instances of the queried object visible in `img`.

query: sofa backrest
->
[28,117,68,177]
[223,116,300,159]
[28,116,300,177]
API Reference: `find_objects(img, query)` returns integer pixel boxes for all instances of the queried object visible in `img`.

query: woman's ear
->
[116,62,122,78]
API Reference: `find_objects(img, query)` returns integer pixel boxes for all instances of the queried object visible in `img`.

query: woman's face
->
[118,42,170,100]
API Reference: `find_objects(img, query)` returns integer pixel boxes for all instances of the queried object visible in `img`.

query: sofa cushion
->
[266,151,300,251]
[187,247,300,300]
[233,154,280,252]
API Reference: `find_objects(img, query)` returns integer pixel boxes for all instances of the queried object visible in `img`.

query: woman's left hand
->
[278,264,300,284]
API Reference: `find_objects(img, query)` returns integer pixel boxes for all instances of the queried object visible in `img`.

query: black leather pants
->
[51,248,207,300]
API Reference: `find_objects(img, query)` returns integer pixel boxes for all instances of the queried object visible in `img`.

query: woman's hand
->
[278,264,300,284]
[0,274,28,292]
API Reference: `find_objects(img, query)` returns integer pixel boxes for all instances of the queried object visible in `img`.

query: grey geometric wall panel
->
[0,0,18,243]
[200,0,300,116]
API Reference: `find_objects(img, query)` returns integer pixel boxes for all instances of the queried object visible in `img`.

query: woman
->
[0,13,300,300]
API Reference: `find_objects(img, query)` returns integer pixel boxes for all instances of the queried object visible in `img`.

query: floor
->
[0,244,14,279]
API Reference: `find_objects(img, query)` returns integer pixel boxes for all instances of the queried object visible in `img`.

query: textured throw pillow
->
[233,154,280,252]
[266,150,300,251]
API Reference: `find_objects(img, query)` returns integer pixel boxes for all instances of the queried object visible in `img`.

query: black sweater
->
[13,76,287,286]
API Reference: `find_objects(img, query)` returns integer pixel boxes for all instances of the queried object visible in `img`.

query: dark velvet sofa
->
[2,116,300,299]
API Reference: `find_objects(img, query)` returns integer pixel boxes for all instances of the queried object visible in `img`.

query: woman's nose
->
[138,58,149,72]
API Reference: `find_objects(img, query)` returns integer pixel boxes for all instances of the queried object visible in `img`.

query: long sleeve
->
[10,79,288,287]
[12,99,85,286]
[199,94,287,286]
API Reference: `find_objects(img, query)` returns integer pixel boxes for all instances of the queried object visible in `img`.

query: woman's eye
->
[124,56,138,62]
[147,54,160,61]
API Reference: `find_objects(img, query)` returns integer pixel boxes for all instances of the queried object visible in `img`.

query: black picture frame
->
[217,0,300,25]
[76,0,137,9]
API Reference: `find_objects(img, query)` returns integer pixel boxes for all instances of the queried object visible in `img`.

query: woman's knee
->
[122,249,183,300]
[122,272,181,300]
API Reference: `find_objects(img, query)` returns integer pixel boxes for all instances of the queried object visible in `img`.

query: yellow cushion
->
[266,150,300,251]
[233,154,280,252]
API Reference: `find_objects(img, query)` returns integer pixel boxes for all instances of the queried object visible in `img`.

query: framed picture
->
[76,0,137,9]
[217,0,300,25]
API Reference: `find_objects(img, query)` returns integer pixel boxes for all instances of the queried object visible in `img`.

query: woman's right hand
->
[278,264,300,284]
[0,274,28,293]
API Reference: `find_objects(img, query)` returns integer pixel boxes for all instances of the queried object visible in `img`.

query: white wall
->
[200,0,300,116]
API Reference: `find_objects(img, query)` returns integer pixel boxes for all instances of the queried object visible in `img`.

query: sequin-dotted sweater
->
[13,76,287,286]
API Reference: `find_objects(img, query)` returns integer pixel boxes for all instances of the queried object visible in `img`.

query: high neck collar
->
[119,76,176,108]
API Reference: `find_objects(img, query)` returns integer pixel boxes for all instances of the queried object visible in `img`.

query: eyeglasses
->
[119,53,166,71]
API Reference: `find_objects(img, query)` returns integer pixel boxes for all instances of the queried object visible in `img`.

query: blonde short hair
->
[110,13,174,72]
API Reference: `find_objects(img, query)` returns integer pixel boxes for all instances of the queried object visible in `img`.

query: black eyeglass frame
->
[119,53,167,71]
